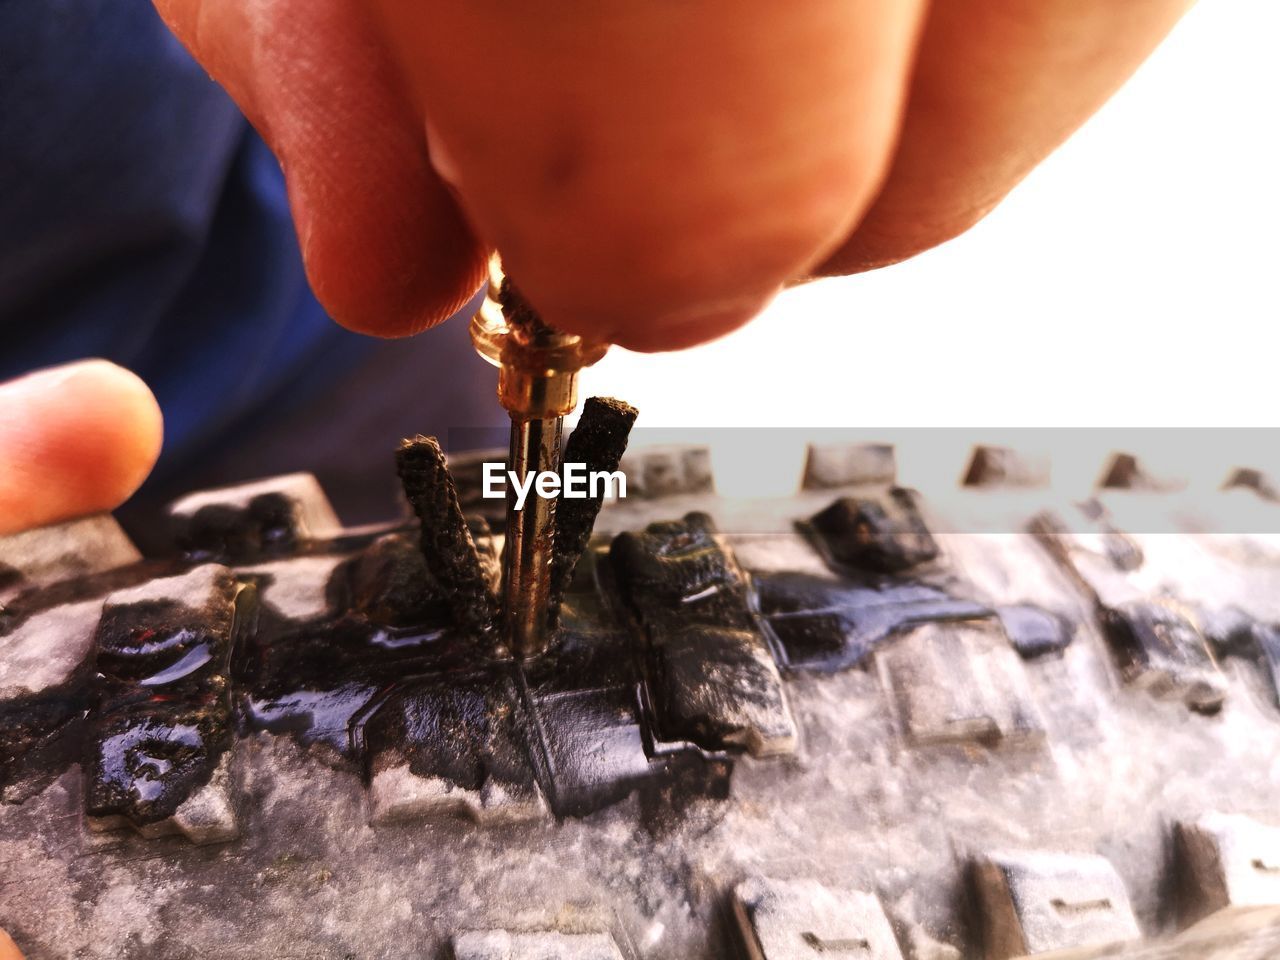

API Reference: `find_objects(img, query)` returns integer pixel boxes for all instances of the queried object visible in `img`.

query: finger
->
[0,929,23,960]
[0,361,163,536]
[819,0,1195,275]
[152,0,487,337]
[369,0,928,351]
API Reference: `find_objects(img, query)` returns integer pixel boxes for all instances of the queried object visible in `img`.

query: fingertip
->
[305,242,489,339]
[165,0,492,341]
[0,360,164,534]
[69,360,165,483]
[296,187,490,338]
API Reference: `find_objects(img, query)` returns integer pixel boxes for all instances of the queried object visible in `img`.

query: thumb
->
[0,361,163,536]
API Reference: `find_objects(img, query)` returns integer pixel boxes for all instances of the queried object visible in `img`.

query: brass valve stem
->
[502,416,561,658]
[470,256,609,659]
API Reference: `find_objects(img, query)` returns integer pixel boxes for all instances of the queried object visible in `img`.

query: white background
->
[580,0,1278,427]
[578,0,1280,495]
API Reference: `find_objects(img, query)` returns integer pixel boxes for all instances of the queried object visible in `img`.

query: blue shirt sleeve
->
[0,0,379,484]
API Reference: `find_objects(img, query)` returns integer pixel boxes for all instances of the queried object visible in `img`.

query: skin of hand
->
[0,361,162,536]
[1,928,24,959]
[150,0,1194,352]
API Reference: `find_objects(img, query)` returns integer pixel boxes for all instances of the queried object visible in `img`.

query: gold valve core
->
[469,257,609,421]
[469,254,610,660]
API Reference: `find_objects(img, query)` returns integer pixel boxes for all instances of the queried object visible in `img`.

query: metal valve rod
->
[469,256,609,659]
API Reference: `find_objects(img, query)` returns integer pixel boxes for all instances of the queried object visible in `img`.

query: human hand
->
[0,361,163,537]
[153,0,1192,351]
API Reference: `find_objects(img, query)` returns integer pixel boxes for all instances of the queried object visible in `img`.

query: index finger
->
[0,361,163,536]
